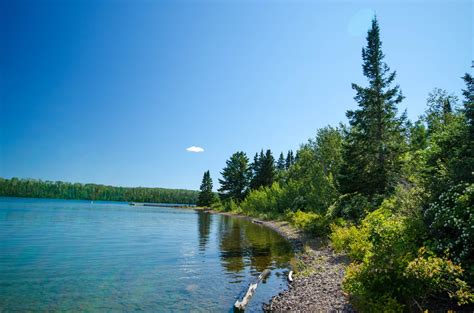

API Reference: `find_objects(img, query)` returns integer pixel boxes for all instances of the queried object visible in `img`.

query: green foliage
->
[333,202,472,309]
[424,88,458,135]
[405,247,474,306]
[339,208,420,309]
[286,126,343,213]
[339,17,405,198]
[327,192,373,222]
[250,149,276,190]
[331,223,368,262]
[276,152,286,172]
[218,151,251,202]
[197,170,215,207]
[287,210,330,236]
[0,177,199,204]
[222,198,240,212]
[240,183,287,219]
[285,150,295,169]
[407,119,428,151]
[462,73,474,136]
[424,183,474,281]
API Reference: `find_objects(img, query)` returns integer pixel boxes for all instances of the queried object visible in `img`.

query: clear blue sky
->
[0,0,471,190]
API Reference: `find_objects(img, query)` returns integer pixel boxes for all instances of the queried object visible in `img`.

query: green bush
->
[424,183,474,283]
[405,247,474,306]
[334,205,473,310]
[240,183,288,218]
[287,210,330,236]
[222,199,240,212]
[330,223,368,262]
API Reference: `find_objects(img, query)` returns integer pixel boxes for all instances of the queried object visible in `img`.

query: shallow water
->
[0,197,293,312]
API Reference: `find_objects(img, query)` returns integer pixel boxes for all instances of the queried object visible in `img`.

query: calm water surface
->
[0,197,293,312]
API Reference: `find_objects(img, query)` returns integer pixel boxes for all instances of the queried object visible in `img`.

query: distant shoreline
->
[129,202,196,208]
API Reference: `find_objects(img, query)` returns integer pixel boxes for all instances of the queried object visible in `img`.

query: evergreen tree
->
[250,151,263,189]
[218,152,250,201]
[425,88,458,134]
[286,150,295,169]
[339,17,405,197]
[250,149,275,189]
[462,72,474,138]
[260,149,276,187]
[277,152,286,172]
[197,170,214,207]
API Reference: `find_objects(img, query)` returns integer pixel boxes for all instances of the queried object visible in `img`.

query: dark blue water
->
[0,197,293,312]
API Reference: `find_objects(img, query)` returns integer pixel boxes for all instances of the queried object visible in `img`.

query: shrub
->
[405,247,474,306]
[424,183,474,282]
[335,205,473,310]
[287,210,330,236]
[330,223,368,262]
[222,199,240,212]
[240,183,287,218]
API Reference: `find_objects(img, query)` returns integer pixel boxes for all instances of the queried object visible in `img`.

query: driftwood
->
[234,269,271,310]
[288,270,293,282]
[251,219,263,225]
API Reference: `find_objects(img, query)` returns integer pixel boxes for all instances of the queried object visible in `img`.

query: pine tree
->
[250,151,263,189]
[218,152,250,201]
[260,149,276,187]
[339,17,405,197]
[197,170,214,207]
[286,150,295,169]
[277,152,286,172]
[250,149,275,189]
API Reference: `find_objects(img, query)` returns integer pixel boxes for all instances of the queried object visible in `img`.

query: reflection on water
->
[197,210,212,252]
[0,198,293,312]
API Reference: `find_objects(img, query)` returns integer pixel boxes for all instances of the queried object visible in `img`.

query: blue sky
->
[0,0,472,190]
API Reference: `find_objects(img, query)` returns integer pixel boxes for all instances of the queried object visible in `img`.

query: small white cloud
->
[186,146,204,153]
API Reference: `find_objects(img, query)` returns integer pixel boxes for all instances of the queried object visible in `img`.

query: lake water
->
[0,197,293,312]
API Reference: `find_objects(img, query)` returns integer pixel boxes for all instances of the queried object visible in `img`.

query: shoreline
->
[197,208,355,312]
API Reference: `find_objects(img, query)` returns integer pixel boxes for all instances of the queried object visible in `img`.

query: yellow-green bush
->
[330,223,368,262]
[405,247,474,306]
[287,210,330,236]
[334,206,473,310]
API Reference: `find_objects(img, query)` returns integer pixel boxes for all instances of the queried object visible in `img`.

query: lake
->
[0,197,294,312]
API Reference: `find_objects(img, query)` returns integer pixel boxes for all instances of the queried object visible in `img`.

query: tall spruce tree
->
[260,149,276,187]
[286,150,295,169]
[250,149,276,189]
[218,152,250,201]
[250,151,263,189]
[277,152,286,172]
[339,17,405,197]
[197,170,214,207]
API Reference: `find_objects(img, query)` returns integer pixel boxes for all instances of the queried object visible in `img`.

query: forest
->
[197,17,473,310]
[0,177,199,204]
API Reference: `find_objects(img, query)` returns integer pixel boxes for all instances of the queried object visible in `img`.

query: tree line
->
[0,177,199,204]
[197,17,473,310]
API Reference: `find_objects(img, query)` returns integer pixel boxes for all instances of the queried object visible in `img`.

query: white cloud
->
[186,146,204,153]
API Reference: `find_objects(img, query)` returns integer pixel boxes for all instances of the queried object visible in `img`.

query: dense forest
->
[0,177,199,204]
[199,17,473,311]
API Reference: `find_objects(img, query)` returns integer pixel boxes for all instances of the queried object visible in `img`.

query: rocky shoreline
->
[199,209,355,312]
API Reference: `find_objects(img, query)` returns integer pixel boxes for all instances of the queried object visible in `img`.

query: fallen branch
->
[234,269,271,310]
